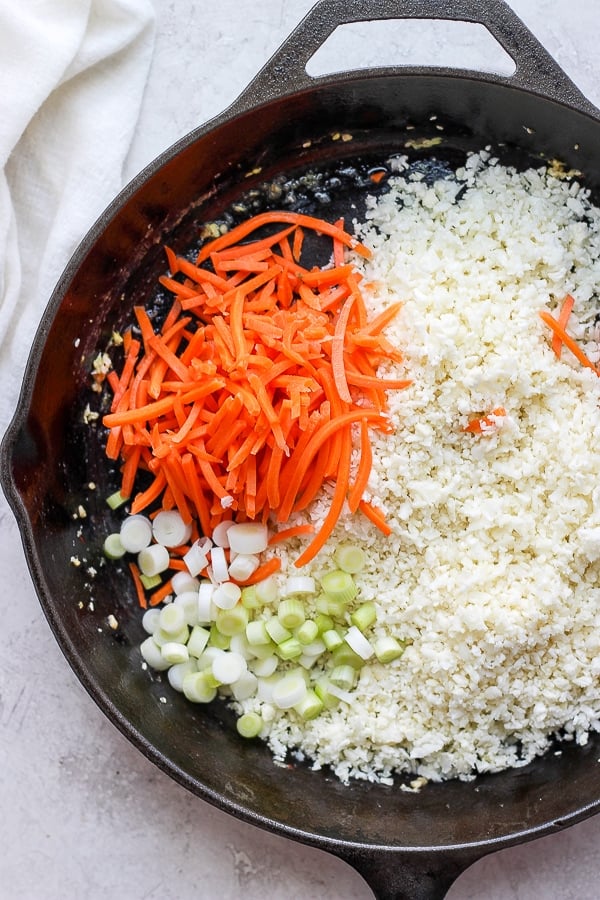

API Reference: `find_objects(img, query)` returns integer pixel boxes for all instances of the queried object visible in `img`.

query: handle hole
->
[305,19,516,78]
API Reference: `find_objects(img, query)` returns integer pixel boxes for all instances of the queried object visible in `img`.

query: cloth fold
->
[0,0,155,432]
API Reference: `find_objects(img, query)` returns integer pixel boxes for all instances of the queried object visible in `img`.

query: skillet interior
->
[5,69,600,865]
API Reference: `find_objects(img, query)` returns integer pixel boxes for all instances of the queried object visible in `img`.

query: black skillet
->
[3,1,600,897]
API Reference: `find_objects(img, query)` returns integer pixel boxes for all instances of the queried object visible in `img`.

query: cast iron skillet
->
[3,1,600,897]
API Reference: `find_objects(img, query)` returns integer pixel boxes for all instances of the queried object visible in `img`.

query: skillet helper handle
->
[230,0,597,118]
[333,846,482,900]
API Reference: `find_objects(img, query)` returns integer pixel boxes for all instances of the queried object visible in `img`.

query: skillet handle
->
[229,0,597,118]
[332,846,483,900]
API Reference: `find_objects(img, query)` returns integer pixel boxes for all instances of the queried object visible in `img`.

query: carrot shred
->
[232,556,282,585]
[128,561,148,609]
[539,308,599,374]
[268,523,316,545]
[149,578,174,607]
[358,500,392,536]
[103,211,406,566]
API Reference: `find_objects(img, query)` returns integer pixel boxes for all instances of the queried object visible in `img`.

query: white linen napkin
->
[0,0,155,433]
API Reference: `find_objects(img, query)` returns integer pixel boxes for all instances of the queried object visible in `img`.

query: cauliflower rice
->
[235,150,600,784]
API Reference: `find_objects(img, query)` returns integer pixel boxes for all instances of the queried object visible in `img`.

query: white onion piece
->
[345,625,375,660]
[284,575,316,596]
[212,520,234,548]
[184,541,209,577]
[167,660,197,692]
[231,670,258,701]
[197,581,215,623]
[210,546,229,583]
[140,636,171,671]
[171,571,200,595]
[228,554,260,582]
[250,655,278,678]
[272,672,308,709]
[138,543,170,577]
[152,510,192,548]
[119,515,152,553]
[212,651,247,685]
[227,522,269,555]
[173,591,201,627]
[159,603,186,635]
[141,608,161,635]
[212,582,241,610]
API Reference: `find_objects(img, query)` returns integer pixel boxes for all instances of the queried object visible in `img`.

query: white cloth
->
[0,0,155,433]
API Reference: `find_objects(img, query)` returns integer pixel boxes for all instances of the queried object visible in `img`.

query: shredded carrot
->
[463,407,507,435]
[551,294,575,358]
[103,211,407,566]
[232,556,282,585]
[539,309,599,374]
[357,500,392,536]
[149,578,174,606]
[268,523,316,545]
[128,561,148,609]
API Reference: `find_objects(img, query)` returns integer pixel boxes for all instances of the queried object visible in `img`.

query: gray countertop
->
[3,2,600,898]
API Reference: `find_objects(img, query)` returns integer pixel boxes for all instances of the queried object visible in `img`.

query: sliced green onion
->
[216,604,249,636]
[241,585,261,609]
[351,601,377,632]
[182,670,218,703]
[160,641,190,665]
[314,676,341,709]
[187,625,211,658]
[120,514,152,553]
[246,620,272,646]
[331,642,365,669]
[228,554,260,582]
[277,598,305,630]
[159,603,186,636]
[106,490,128,510]
[283,575,316,596]
[255,575,278,604]
[329,664,356,691]
[345,625,375,660]
[320,569,357,604]
[140,572,163,591]
[334,543,366,574]
[296,635,324,656]
[152,625,189,648]
[152,509,192,548]
[250,654,278,678]
[171,571,200,595]
[167,659,197,692]
[197,581,215,623]
[174,590,200,627]
[236,711,263,738]
[212,650,247,685]
[227,522,269,555]
[140,636,171,671]
[374,635,406,664]
[231,670,259,701]
[272,670,308,709]
[208,626,231,650]
[276,636,303,660]
[213,581,242,610]
[315,594,347,619]
[322,628,344,652]
[142,608,161,635]
[229,633,254,660]
[138,543,170,577]
[265,618,292,645]
[315,613,334,633]
[103,533,126,560]
[294,688,324,720]
[295,619,319,645]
